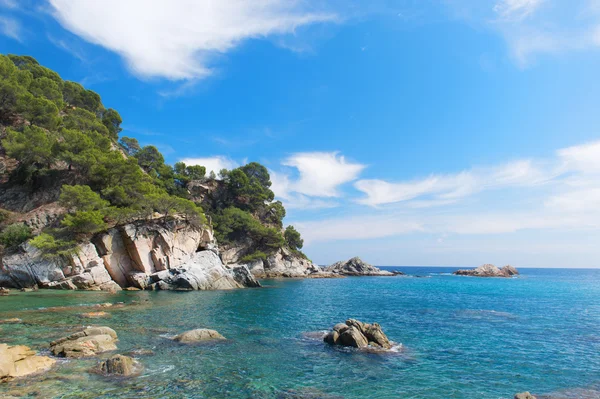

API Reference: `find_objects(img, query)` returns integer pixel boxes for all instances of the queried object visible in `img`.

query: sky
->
[1,0,600,268]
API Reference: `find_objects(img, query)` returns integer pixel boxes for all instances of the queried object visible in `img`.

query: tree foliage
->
[0,224,32,248]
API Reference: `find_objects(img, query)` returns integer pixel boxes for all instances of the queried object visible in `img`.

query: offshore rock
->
[50,326,118,358]
[0,344,56,382]
[325,257,400,276]
[514,393,536,399]
[173,329,226,344]
[323,319,392,349]
[454,264,520,278]
[98,354,141,376]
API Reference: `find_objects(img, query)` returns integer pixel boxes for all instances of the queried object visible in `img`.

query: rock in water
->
[325,257,400,276]
[50,326,118,358]
[173,329,226,344]
[514,393,536,399]
[0,344,56,382]
[99,354,141,376]
[454,264,520,278]
[323,319,392,349]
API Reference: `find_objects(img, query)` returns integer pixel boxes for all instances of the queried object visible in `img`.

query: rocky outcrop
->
[0,344,56,382]
[173,329,226,344]
[99,354,141,376]
[514,393,536,399]
[0,219,259,291]
[323,319,392,349]
[49,326,118,358]
[325,257,401,276]
[223,244,327,278]
[454,264,519,278]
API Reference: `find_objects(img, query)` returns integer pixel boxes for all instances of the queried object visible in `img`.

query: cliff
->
[0,218,259,290]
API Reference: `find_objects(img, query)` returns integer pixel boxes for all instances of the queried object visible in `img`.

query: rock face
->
[99,354,141,376]
[454,264,519,278]
[514,393,536,399]
[173,329,226,344]
[0,219,259,291]
[0,344,56,382]
[325,257,400,276]
[222,244,325,278]
[49,326,118,358]
[323,319,392,349]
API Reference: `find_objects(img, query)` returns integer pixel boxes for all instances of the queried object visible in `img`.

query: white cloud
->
[0,0,18,9]
[180,156,238,175]
[0,16,21,41]
[493,0,545,21]
[281,152,365,197]
[48,0,337,80]
[355,159,552,206]
[557,140,600,173]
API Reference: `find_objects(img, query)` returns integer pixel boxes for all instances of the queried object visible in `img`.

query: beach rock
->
[454,264,520,278]
[325,257,401,276]
[99,354,141,376]
[514,393,536,399]
[79,311,110,319]
[0,343,56,382]
[173,328,226,344]
[0,318,22,324]
[324,319,393,349]
[49,326,118,358]
[0,287,9,296]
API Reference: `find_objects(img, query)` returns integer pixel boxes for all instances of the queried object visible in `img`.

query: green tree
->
[3,125,56,167]
[101,108,122,140]
[59,185,108,212]
[135,145,165,173]
[119,136,141,156]
[61,210,107,235]
[284,225,303,250]
[0,223,32,248]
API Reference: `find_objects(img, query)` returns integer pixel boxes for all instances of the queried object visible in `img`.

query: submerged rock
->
[0,343,55,382]
[323,319,393,349]
[98,354,141,376]
[0,287,10,296]
[514,393,536,399]
[454,264,519,278]
[325,257,401,276]
[173,328,226,344]
[50,326,118,358]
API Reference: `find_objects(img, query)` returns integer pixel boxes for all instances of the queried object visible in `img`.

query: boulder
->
[325,257,401,276]
[50,326,118,358]
[323,319,393,350]
[99,354,141,376]
[454,264,520,278]
[514,393,536,399]
[0,287,9,296]
[173,328,226,344]
[0,343,55,382]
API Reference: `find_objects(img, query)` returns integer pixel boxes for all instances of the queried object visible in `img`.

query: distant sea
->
[1,267,599,398]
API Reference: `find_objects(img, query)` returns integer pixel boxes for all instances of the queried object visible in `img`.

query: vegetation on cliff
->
[0,54,304,260]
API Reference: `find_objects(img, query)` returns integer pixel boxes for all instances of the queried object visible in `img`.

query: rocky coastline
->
[325,256,403,276]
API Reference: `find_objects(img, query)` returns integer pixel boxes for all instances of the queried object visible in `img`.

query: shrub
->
[284,225,303,251]
[0,209,11,224]
[61,210,107,235]
[0,223,32,248]
[240,251,268,263]
[29,233,78,257]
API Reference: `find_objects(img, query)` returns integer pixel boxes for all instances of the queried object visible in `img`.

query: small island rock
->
[173,328,226,344]
[323,319,392,349]
[325,257,402,276]
[0,344,56,382]
[99,354,141,376]
[50,326,118,358]
[454,264,519,278]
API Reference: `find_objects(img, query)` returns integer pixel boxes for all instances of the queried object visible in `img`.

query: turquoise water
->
[1,267,600,399]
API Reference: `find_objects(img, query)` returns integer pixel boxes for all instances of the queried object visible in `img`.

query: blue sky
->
[2,0,600,267]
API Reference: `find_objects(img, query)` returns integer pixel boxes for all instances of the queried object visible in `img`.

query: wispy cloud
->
[47,34,86,61]
[355,159,554,207]
[0,15,21,41]
[493,0,546,21]
[48,0,338,81]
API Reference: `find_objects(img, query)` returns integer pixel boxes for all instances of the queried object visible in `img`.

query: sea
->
[1,267,599,399]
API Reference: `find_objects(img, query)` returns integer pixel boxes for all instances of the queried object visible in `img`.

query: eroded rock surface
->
[514,393,536,399]
[99,354,141,376]
[0,344,55,382]
[454,264,519,278]
[50,326,118,358]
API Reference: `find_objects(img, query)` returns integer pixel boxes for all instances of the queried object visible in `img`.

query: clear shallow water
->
[1,267,600,399]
